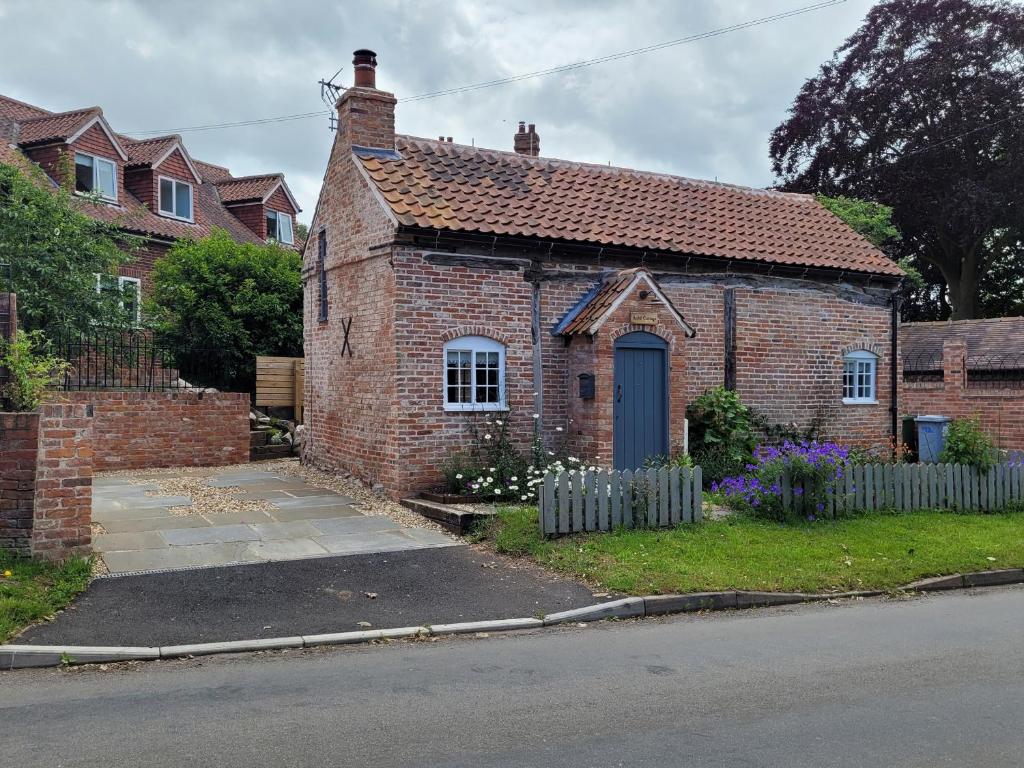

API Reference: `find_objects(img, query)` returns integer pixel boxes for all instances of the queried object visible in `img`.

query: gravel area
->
[135,476,277,518]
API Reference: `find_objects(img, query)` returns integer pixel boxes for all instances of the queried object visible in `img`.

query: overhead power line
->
[125,0,846,136]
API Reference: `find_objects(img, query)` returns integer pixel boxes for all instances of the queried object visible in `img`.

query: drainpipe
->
[890,284,902,455]
[531,278,544,430]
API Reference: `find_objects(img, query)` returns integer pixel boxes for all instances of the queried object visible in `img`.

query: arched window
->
[843,350,878,404]
[443,336,506,411]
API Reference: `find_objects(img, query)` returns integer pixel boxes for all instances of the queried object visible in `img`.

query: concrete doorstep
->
[4,569,1022,670]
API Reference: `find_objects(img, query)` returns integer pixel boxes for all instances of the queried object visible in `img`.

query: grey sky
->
[0,0,876,224]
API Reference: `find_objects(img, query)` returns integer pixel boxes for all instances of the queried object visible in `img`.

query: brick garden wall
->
[57,391,250,471]
[901,339,1024,450]
[0,405,93,560]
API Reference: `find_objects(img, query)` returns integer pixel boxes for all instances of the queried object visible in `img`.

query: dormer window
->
[74,152,117,201]
[266,209,294,245]
[159,176,193,222]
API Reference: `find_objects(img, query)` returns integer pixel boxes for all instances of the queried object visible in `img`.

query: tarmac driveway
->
[92,467,458,574]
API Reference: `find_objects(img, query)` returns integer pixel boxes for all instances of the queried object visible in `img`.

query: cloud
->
[0,0,875,222]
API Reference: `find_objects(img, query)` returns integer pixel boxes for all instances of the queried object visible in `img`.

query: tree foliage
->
[771,0,1024,319]
[0,162,136,336]
[148,229,302,393]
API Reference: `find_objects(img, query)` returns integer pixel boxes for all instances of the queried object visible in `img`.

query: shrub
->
[713,440,852,522]
[0,330,70,411]
[686,387,755,482]
[939,418,997,472]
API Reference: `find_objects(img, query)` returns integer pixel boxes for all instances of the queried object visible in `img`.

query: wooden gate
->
[255,356,304,421]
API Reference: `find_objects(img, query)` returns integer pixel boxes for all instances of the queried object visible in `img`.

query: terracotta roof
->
[215,174,282,203]
[901,317,1024,363]
[0,94,50,122]
[16,107,101,145]
[122,135,179,167]
[193,159,233,183]
[358,136,903,277]
[556,268,694,336]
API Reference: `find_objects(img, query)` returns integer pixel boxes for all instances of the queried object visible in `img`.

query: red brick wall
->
[265,185,296,217]
[0,405,94,561]
[901,340,1024,450]
[57,391,250,471]
[0,413,39,556]
[227,202,265,239]
[124,167,155,210]
[117,240,170,296]
[301,131,399,492]
[32,403,93,559]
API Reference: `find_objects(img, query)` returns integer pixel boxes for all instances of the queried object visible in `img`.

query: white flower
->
[521,495,528,501]
[485,476,493,483]
[477,477,484,483]
[484,434,492,440]
[510,476,518,482]
[568,456,579,463]
[489,467,496,472]
[556,426,564,432]
[509,485,518,491]
[532,413,540,419]
[455,473,463,480]
[495,419,503,425]
[471,483,480,490]
[547,451,555,456]
[494,488,502,494]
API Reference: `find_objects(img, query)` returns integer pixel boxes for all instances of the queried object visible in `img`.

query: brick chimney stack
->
[513,121,540,156]
[336,48,396,150]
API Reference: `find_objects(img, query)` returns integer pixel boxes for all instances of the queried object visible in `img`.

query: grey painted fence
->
[793,462,1024,518]
[539,466,703,536]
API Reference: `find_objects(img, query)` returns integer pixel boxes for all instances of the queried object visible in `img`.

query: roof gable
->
[357,136,903,277]
[555,269,695,337]
[216,174,300,211]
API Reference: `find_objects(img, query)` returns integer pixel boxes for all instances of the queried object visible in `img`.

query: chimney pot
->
[352,48,378,88]
[513,121,540,157]
[446,136,453,143]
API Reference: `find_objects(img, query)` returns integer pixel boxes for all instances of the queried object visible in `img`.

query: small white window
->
[95,274,142,324]
[158,176,193,221]
[266,209,294,244]
[843,350,877,404]
[74,152,117,201]
[443,336,506,411]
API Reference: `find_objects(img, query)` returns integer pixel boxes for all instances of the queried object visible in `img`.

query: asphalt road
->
[4,587,1024,767]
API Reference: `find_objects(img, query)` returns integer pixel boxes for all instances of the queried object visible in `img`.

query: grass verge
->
[482,505,1024,595]
[0,552,92,642]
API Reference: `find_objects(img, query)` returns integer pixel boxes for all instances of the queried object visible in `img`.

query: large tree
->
[0,161,135,336]
[770,0,1024,319]
[148,229,302,393]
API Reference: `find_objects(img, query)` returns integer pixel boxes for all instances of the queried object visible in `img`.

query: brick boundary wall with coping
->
[54,390,251,471]
[901,339,1024,451]
[0,404,94,560]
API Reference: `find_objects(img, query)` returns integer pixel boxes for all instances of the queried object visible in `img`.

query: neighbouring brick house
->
[302,50,904,498]
[0,92,300,314]
[901,318,1024,450]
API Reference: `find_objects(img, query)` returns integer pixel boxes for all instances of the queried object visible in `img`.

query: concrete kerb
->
[3,569,1022,670]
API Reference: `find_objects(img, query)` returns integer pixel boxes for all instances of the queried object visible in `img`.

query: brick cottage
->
[302,50,904,498]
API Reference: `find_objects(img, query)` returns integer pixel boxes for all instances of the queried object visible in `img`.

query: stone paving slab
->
[162,524,261,547]
[90,467,461,574]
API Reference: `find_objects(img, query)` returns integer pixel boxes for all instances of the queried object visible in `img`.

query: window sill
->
[443,403,509,413]
[75,191,118,205]
[158,211,195,223]
[842,398,879,406]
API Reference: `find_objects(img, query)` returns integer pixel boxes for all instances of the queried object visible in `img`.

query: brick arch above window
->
[608,323,679,352]
[440,326,514,346]
[842,340,885,358]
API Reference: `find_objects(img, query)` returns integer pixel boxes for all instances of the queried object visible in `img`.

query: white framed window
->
[443,336,506,411]
[158,176,193,221]
[266,209,294,244]
[74,152,117,201]
[96,274,142,324]
[843,350,878,403]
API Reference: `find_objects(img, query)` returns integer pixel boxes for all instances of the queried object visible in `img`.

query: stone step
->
[399,497,495,535]
[250,443,293,462]
[250,430,270,448]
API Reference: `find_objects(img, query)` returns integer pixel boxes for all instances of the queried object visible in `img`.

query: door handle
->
[616,384,622,402]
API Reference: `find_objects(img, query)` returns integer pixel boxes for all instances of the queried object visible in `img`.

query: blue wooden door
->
[613,332,668,471]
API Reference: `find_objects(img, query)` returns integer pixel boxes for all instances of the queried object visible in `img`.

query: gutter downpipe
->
[890,282,903,456]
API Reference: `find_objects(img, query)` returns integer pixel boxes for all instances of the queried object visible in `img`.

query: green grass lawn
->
[481,505,1024,595]
[0,552,92,642]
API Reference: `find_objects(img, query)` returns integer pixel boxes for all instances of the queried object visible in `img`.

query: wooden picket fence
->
[789,462,1024,517]
[539,466,703,536]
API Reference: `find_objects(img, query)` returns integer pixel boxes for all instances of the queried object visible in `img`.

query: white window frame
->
[95,274,142,324]
[74,151,117,202]
[266,209,294,245]
[443,336,507,411]
[843,350,878,404]
[158,175,194,222]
